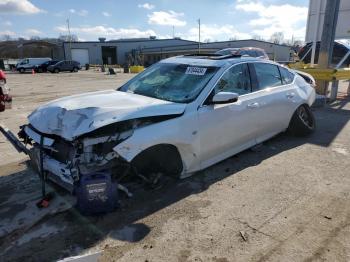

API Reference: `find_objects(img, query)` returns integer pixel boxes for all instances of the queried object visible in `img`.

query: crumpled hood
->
[28,90,186,141]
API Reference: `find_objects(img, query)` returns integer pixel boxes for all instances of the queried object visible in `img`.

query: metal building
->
[63,38,292,66]
[141,39,292,65]
[63,38,197,66]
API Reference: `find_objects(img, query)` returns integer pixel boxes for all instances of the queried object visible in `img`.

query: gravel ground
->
[0,71,349,262]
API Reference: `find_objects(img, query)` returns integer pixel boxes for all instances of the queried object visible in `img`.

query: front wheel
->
[73,67,78,72]
[288,105,315,136]
[54,68,60,73]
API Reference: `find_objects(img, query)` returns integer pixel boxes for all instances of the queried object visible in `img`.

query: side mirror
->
[211,91,239,104]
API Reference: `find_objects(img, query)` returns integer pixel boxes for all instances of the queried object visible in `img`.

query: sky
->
[0,0,309,42]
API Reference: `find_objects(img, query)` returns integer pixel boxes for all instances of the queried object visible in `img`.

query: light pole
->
[198,19,201,54]
[67,18,72,59]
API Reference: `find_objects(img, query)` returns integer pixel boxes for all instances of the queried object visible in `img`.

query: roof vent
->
[99,37,106,42]
[149,36,157,40]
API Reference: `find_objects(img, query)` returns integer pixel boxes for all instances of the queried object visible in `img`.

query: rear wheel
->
[19,68,25,73]
[73,67,78,72]
[288,104,315,136]
[54,68,60,73]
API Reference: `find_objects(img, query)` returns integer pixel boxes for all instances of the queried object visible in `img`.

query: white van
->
[16,58,52,73]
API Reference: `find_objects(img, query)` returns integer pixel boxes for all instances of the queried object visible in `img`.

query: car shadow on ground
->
[0,103,349,261]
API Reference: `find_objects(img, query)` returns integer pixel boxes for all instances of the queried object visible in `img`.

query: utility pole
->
[318,0,340,95]
[67,18,72,59]
[319,0,340,68]
[310,0,322,67]
[198,19,201,54]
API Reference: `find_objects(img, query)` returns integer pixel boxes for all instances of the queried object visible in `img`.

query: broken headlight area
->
[18,116,175,194]
[19,124,133,192]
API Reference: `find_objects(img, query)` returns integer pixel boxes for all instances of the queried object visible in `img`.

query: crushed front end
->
[18,123,134,193]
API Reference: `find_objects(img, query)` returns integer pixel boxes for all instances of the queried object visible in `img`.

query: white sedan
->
[20,54,316,192]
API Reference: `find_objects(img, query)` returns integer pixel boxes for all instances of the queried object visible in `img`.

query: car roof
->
[161,54,270,67]
[220,47,265,51]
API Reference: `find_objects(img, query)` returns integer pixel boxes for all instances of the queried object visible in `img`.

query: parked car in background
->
[34,60,60,73]
[298,40,350,66]
[16,58,51,73]
[47,60,81,73]
[215,47,269,60]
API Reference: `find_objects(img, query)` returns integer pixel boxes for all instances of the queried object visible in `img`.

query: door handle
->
[286,92,295,99]
[247,102,260,109]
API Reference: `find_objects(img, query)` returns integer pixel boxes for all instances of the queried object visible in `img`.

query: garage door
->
[71,49,89,65]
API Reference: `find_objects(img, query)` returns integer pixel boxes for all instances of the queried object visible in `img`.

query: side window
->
[279,67,294,84]
[254,63,282,90]
[214,63,252,96]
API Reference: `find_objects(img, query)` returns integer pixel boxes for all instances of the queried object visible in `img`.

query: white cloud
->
[0,0,44,14]
[138,3,155,10]
[148,10,186,26]
[55,25,156,40]
[183,24,250,41]
[235,1,308,39]
[69,8,88,16]
[26,28,42,35]
[77,9,88,16]
[102,11,111,17]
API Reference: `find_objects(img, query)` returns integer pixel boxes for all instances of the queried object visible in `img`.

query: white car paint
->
[28,90,186,140]
[24,56,316,187]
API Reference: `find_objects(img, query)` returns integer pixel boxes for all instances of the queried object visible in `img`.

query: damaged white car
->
[15,54,316,211]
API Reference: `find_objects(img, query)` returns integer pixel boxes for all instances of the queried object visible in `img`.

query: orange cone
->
[32,69,35,75]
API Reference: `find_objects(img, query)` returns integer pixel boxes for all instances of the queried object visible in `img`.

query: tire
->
[19,68,25,73]
[54,68,60,73]
[131,144,183,178]
[38,68,43,73]
[288,104,315,136]
[73,67,78,72]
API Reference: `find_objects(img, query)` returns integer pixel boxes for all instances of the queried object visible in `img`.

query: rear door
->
[59,61,67,71]
[250,62,297,143]
[64,61,71,71]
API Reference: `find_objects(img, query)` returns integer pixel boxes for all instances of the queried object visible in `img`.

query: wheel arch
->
[130,143,184,176]
[287,102,310,127]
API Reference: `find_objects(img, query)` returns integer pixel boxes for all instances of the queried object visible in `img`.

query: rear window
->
[279,67,294,84]
[247,50,258,57]
[254,63,282,90]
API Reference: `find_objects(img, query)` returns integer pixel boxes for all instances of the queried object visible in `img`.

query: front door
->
[198,63,258,169]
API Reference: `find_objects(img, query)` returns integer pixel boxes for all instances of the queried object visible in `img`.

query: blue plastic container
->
[75,172,118,215]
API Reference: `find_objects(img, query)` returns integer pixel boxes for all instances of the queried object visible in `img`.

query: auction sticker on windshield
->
[185,67,207,75]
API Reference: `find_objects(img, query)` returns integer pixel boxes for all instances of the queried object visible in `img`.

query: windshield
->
[119,63,219,103]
